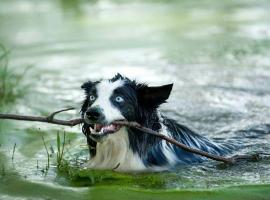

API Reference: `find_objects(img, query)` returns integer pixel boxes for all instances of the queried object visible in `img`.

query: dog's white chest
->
[85,127,146,171]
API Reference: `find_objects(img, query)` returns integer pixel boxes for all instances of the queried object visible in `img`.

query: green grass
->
[0,45,30,106]
[57,131,66,169]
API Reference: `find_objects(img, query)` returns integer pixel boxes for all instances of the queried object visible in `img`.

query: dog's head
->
[81,73,173,142]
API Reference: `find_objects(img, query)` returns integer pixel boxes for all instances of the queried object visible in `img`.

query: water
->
[0,0,270,199]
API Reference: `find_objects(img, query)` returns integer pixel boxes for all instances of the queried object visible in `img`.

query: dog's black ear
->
[81,81,94,94]
[111,73,124,82]
[137,83,173,108]
[81,81,93,115]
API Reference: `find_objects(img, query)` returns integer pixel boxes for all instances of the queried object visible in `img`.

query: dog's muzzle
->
[84,107,123,142]
[85,107,105,123]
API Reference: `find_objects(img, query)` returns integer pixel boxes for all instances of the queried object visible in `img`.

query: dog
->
[80,73,232,171]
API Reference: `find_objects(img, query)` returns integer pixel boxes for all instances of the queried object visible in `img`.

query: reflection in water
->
[58,0,98,17]
[0,0,270,198]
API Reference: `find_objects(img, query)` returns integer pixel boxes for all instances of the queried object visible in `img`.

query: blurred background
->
[0,0,270,199]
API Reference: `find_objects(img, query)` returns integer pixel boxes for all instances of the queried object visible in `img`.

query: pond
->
[0,0,270,199]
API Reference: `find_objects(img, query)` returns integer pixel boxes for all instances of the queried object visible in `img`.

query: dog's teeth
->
[90,124,122,135]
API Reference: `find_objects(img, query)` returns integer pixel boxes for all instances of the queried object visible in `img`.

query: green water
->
[1,0,270,199]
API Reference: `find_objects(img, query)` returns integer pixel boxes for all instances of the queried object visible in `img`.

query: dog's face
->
[81,74,173,142]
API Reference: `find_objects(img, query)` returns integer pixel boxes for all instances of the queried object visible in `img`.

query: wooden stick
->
[113,121,235,164]
[0,109,261,164]
[46,107,75,121]
[0,110,83,126]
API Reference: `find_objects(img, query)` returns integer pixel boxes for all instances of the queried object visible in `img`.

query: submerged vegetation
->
[0,45,30,107]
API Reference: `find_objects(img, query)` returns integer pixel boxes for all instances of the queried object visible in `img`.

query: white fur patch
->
[159,115,178,165]
[85,127,146,172]
[92,79,125,123]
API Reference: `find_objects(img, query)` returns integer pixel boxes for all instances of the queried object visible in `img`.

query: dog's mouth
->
[90,123,122,135]
[88,123,122,142]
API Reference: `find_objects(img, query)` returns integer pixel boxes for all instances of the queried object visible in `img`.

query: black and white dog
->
[81,74,231,171]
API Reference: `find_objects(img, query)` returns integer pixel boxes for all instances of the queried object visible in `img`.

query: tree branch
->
[46,107,75,121]
[112,121,235,164]
[0,109,262,165]
[0,109,83,126]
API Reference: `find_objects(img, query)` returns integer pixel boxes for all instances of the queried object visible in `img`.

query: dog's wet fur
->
[81,73,231,171]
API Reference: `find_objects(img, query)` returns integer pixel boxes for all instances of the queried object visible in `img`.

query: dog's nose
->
[85,107,104,122]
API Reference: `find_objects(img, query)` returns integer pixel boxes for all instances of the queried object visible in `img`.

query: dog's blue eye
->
[115,96,124,103]
[89,95,96,101]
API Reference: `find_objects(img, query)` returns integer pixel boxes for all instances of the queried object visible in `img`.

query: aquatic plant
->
[41,135,50,171]
[0,44,30,106]
[56,131,66,169]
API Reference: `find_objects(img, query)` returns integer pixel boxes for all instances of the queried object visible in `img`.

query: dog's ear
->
[80,81,93,115]
[137,83,173,108]
[81,81,94,94]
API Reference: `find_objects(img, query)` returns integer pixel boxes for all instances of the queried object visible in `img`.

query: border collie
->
[81,74,231,171]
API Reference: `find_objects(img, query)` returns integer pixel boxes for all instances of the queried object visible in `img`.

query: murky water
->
[0,0,270,199]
